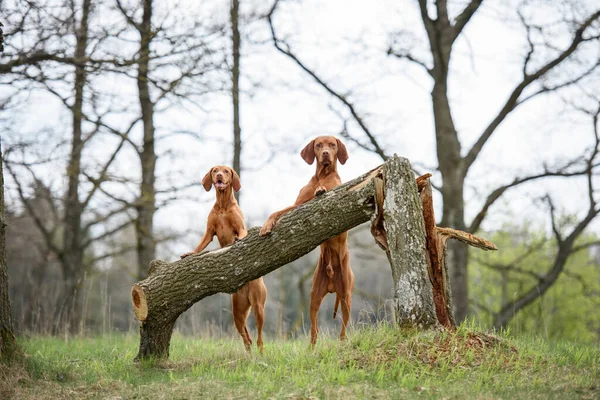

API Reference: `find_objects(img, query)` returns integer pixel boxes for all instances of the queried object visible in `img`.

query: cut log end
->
[132,284,148,321]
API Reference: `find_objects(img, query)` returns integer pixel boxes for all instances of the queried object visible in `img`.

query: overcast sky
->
[167,0,598,254]
[3,0,599,260]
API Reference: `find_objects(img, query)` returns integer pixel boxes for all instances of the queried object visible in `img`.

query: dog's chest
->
[215,212,236,245]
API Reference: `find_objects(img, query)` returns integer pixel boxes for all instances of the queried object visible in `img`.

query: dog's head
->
[300,136,349,167]
[202,165,241,192]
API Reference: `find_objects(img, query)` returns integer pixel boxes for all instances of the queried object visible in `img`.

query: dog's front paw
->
[315,186,327,196]
[259,221,274,236]
[180,252,195,259]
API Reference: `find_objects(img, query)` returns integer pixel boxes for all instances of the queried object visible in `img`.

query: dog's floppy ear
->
[202,169,213,191]
[231,168,241,192]
[336,138,349,165]
[300,139,316,165]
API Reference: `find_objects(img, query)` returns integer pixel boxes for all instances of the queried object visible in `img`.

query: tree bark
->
[231,0,242,203]
[378,158,438,328]
[135,0,157,281]
[56,0,92,333]
[0,139,18,362]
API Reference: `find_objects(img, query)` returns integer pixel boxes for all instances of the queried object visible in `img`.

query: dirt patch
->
[0,362,32,399]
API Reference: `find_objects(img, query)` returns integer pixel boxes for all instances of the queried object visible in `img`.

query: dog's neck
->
[315,161,338,181]
[214,186,237,211]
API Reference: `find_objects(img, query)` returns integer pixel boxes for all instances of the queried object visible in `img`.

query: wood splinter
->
[418,174,497,329]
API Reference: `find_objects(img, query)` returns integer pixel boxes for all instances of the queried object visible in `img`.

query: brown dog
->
[260,136,353,346]
[181,165,267,353]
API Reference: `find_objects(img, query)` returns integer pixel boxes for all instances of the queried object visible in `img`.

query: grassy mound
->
[1,324,598,399]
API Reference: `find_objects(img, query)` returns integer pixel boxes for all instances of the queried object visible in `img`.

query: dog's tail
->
[326,264,338,319]
[333,295,340,319]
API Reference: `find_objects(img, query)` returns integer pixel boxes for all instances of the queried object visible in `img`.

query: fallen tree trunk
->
[132,162,380,360]
[131,155,496,360]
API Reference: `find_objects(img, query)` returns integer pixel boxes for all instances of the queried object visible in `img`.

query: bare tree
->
[0,0,86,75]
[57,0,92,332]
[2,0,135,332]
[231,0,242,203]
[113,0,228,280]
[487,103,600,328]
[0,139,18,362]
[118,0,158,281]
[267,0,600,321]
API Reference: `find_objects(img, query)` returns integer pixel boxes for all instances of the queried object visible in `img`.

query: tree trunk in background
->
[422,8,471,323]
[56,0,91,333]
[0,139,19,362]
[135,0,156,281]
[231,0,242,203]
[440,181,469,323]
[431,79,469,323]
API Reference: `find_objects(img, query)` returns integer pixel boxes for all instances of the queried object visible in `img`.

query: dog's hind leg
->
[232,292,252,352]
[339,294,352,341]
[249,280,267,354]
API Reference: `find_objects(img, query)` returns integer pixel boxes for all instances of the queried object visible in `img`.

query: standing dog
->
[181,165,267,353]
[260,136,352,346]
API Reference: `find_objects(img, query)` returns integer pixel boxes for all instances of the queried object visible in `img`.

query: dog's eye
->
[316,143,322,148]
[225,170,230,174]
[331,143,336,147]
[212,169,217,173]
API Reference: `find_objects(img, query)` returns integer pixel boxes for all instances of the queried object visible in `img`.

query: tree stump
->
[370,158,438,328]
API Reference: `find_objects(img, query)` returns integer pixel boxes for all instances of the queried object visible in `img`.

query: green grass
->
[2,324,599,399]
